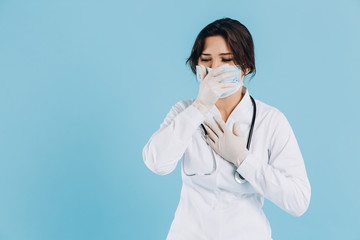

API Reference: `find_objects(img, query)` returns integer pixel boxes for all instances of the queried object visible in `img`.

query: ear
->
[241,68,251,80]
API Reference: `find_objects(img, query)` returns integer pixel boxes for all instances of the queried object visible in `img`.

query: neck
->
[215,86,245,116]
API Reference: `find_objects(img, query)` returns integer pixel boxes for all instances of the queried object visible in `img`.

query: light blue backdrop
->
[0,0,359,239]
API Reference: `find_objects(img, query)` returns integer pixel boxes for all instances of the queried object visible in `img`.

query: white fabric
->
[143,86,311,240]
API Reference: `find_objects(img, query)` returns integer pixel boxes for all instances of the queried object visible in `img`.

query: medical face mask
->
[196,64,243,98]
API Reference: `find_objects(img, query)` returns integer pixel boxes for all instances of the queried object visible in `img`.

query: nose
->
[210,58,223,68]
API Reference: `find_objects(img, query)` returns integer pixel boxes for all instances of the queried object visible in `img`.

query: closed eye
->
[200,58,233,62]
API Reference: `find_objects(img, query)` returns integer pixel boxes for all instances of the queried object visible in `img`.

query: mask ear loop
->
[234,95,256,184]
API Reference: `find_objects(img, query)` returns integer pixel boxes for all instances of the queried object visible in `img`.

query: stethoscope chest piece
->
[234,171,247,184]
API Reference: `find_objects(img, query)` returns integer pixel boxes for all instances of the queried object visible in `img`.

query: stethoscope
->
[182,95,256,184]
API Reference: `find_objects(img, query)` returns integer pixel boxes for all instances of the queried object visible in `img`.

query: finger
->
[213,71,237,82]
[205,134,215,147]
[233,121,243,136]
[220,85,239,91]
[203,123,218,142]
[204,119,224,137]
[212,83,238,93]
[203,122,220,143]
[213,84,239,96]
[211,81,237,90]
[208,64,229,77]
[213,115,228,133]
[219,82,238,88]
[214,69,239,78]
[208,137,217,152]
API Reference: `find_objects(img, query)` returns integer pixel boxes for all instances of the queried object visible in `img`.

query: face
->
[198,35,249,77]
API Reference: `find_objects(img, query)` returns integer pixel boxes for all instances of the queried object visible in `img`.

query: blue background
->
[0,0,359,239]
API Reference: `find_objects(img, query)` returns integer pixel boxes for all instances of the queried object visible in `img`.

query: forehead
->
[202,36,231,54]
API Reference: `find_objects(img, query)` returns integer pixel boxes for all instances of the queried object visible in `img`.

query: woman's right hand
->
[192,63,238,115]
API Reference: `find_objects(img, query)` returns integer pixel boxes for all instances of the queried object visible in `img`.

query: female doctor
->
[143,17,311,240]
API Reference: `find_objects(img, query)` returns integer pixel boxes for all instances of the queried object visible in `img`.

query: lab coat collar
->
[209,86,253,122]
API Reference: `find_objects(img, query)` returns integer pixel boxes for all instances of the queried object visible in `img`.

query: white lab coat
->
[143,87,311,240]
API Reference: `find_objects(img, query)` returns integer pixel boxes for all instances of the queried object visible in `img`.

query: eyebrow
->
[201,53,233,56]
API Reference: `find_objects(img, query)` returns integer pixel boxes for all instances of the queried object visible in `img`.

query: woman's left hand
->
[203,115,249,168]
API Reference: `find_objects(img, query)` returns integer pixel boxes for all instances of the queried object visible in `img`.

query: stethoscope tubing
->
[237,95,256,181]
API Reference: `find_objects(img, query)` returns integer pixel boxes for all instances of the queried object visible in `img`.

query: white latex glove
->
[203,115,249,168]
[192,64,238,115]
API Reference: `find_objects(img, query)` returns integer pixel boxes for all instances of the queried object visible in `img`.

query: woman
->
[143,17,311,240]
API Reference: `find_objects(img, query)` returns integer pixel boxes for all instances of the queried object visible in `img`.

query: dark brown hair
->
[185,17,256,79]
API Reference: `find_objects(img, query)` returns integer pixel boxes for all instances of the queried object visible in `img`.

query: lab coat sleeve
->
[143,100,206,175]
[236,111,311,217]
